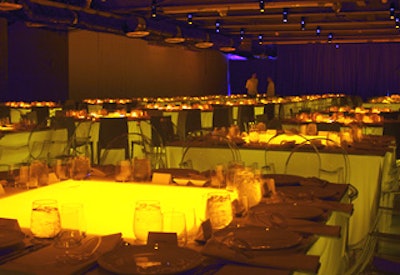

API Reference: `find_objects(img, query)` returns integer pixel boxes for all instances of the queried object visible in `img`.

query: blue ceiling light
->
[259,0,265,14]
[187,13,193,25]
[215,20,221,33]
[283,8,288,23]
[328,32,333,43]
[300,17,306,30]
[151,0,157,18]
[258,34,263,45]
[316,26,321,36]
[240,28,245,41]
[396,15,400,29]
[390,3,395,20]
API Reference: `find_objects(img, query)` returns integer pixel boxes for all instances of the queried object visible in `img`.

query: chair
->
[266,117,283,130]
[263,103,276,121]
[150,115,178,146]
[179,134,241,173]
[212,105,233,129]
[236,105,255,132]
[0,105,11,123]
[51,116,94,163]
[97,117,129,165]
[383,120,400,159]
[31,106,50,126]
[27,118,70,163]
[316,122,341,133]
[284,138,322,178]
[176,109,202,141]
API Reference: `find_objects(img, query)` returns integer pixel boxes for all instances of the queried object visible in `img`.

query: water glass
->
[115,160,132,182]
[206,192,233,230]
[133,200,162,244]
[55,203,86,248]
[70,156,91,180]
[162,211,187,247]
[132,158,151,182]
[30,199,61,239]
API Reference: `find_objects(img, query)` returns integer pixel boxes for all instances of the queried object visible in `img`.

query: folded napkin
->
[0,233,122,275]
[202,239,320,274]
[244,213,341,238]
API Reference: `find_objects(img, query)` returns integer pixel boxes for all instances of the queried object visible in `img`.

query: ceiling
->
[1,0,400,56]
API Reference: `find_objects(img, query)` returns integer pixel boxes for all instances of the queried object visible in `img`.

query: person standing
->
[266,76,275,97]
[245,73,258,97]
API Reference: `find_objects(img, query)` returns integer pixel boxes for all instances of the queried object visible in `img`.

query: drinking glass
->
[55,203,86,248]
[30,199,61,239]
[70,156,91,180]
[162,211,187,247]
[206,192,233,230]
[132,158,151,182]
[133,200,162,244]
[115,160,132,182]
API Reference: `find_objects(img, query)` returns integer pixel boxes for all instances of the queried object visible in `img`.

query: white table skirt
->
[166,145,393,247]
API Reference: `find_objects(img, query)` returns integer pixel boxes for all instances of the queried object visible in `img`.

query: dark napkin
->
[202,238,320,273]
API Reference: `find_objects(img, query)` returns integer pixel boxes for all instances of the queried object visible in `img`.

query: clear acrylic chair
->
[179,134,241,173]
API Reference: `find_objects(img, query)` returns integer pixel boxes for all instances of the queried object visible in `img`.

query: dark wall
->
[7,22,69,102]
[230,43,400,100]
[68,30,228,100]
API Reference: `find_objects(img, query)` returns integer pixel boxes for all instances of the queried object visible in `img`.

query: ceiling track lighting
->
[300,17,306,31]
[151,0,157,18]
[215,20,221,33]
[187,13,193,25]
[316,26,321,36]
[258,34,263,45]
[390,3,395,20]
[240,28,245,41]
[283,8,288,23]
[259,0,265,13]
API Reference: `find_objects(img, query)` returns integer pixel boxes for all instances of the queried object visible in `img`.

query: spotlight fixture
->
[316,26,321,36]
[259,0,265,13]
[240,28,245,41]
[300,17,306,30]
[258,34,263,45]
[396,15,400,29]
[151,0,157,18]
[187,13,193,25]
[390,3,395,20]
[328,32,333,43]
[283,8,288,23]
[215,20,221,33]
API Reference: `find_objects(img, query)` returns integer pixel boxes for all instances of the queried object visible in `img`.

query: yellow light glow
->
[0,180,233,240]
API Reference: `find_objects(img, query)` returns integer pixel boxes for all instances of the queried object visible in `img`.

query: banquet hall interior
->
[0,0,400,274]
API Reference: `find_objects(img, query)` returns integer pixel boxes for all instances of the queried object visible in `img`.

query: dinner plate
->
[97,245,203,275]
[252,204,324,220]
[0,229,25,250]
[215,226,302,250]
[278,186,338,199]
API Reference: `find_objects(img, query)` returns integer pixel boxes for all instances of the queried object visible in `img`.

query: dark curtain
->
[229,43,400,100]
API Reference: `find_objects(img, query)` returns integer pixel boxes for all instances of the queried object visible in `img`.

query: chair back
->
[98,117,129,164]
[212,106,233,129]
[237,105,255,132]
[177,109,202,141]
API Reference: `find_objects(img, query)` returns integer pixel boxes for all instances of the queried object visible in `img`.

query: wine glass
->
[30,199,61,239]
